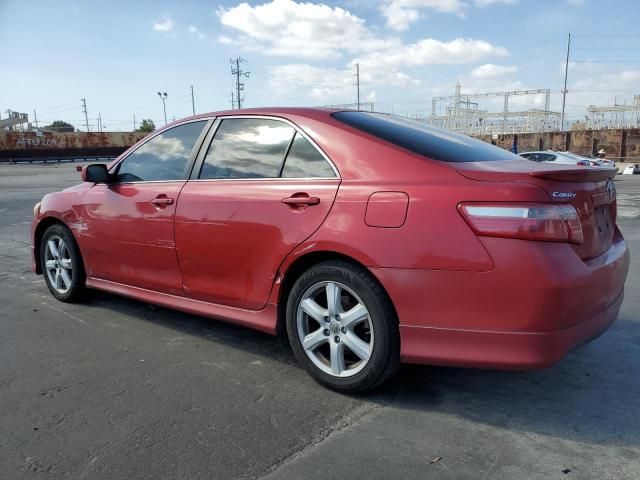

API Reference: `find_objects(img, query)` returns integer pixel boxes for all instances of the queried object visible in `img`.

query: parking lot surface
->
[1,163,639,479]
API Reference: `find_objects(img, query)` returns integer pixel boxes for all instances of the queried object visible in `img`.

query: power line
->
[573,47,640,51]
[251,64,353,86]
[572,60,640,63]
[571,34,640,38]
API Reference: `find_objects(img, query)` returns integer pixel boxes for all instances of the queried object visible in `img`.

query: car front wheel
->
[40,224,86,302]
[286,261,400,393]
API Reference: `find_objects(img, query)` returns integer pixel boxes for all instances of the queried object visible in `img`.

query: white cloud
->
[153,16,174,32]
[470,63,517,78]
[380,0,519,30]
[381,0,469,30]
[217,1,509,102]
[218,1,508,65]
[218,0,392,58]
[188,25,206,39]
[354,38,508,71]
[474,0,518,6]
[265,38,507,100]
[266,64,355,100]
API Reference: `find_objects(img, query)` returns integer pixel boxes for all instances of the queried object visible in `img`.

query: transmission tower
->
[81,98,89,132]
[230,57,250,109]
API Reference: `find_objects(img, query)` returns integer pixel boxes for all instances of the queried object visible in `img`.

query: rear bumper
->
[371,230,630,369]
[398,289,623,369]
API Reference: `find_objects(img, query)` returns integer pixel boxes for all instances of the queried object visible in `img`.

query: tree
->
[136,119,156,132]
[43,120,74,132]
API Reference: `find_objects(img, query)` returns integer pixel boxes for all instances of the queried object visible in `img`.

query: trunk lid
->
[450,159,618,260]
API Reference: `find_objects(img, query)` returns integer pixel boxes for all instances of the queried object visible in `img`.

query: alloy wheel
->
[44,235,73,294]
[296,281,374,378]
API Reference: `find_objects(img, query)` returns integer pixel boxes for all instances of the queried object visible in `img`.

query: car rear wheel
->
[286,261,400,393]
[40,224,86,302]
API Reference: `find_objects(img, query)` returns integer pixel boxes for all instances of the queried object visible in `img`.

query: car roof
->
[164,107,342,126]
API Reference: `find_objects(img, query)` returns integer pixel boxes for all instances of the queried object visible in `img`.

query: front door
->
[80,120,208,295]
[175,117,340,309]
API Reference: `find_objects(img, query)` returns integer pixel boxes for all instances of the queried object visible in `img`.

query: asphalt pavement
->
[1,163,639,479]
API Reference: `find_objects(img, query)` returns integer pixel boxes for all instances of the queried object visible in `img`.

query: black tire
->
[40,224,86,302]
[286,260,400,393]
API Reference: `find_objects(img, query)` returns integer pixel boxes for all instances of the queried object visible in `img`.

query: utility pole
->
[97,113,102,133]
[81,98,89,132]
[157,91,168,125]
[561,33,571,132]
[33,109,39,129]
[133,113,136,132]
[355,63,360,110]
[230,91,236,109]
[190,85,196,115]
[230,57,250,109]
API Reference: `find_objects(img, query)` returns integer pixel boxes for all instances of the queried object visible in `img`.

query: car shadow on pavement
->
[84,289,298,364]
[369,312,640,449]
[83,289,640,449]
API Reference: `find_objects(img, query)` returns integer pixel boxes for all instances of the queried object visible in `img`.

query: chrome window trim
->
[189,177,340,183]
[108,117,215,184]
[196,114,340,180]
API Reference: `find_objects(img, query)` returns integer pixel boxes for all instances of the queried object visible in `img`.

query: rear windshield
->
[332,111,520,162]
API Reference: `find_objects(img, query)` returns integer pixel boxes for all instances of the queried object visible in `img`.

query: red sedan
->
[31,108,630,392]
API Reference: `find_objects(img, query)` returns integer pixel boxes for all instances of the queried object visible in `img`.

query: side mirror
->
[82,164,111,183]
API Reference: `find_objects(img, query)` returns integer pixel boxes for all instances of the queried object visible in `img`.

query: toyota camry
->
[31,108,630,392]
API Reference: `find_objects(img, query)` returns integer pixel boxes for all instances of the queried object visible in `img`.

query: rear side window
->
[332,111,521,163]
[200,118,294,179]
[115,121,206,182]
[281,133,336,178]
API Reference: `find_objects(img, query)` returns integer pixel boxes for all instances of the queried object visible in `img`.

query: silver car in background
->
[520,151,592,166]
[561,151,616,168]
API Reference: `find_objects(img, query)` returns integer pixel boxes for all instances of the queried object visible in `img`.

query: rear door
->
[175,116,340,310]
[80,120,209,294]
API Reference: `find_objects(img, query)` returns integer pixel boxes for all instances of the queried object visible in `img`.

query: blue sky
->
[1,0,638,131]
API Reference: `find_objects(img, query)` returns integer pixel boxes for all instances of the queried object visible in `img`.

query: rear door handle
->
[282,194,320,207]
[151,196,174,206]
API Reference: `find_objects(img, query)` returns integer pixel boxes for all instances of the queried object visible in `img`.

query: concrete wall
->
[2,128,640,162]
[478,128,640,161]
[0,131,148,160]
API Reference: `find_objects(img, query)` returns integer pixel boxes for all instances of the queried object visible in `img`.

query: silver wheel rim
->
[296,281,374,378]
[44,235,73,294]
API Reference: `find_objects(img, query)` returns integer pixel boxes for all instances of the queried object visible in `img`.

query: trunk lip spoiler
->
[529,168,617,182]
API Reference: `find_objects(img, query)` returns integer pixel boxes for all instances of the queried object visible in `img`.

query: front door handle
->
[282,194,320,207]
[151,196,174,206]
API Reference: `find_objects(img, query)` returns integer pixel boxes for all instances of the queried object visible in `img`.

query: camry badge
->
[552,192,577,199]
[607,179,616,199]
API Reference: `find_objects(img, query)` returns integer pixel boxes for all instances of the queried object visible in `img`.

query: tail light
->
[459,203,583,244]
[577,160,591,167]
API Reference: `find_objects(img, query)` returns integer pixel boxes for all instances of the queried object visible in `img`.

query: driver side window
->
[115,121,207,182]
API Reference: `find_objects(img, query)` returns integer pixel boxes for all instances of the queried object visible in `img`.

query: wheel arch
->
[34,216,85,275]
[275,250,398,336]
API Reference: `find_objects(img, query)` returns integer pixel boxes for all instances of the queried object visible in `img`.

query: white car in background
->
[622,164,640,175]
[520,151,592,167]
[561,151,616,169]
